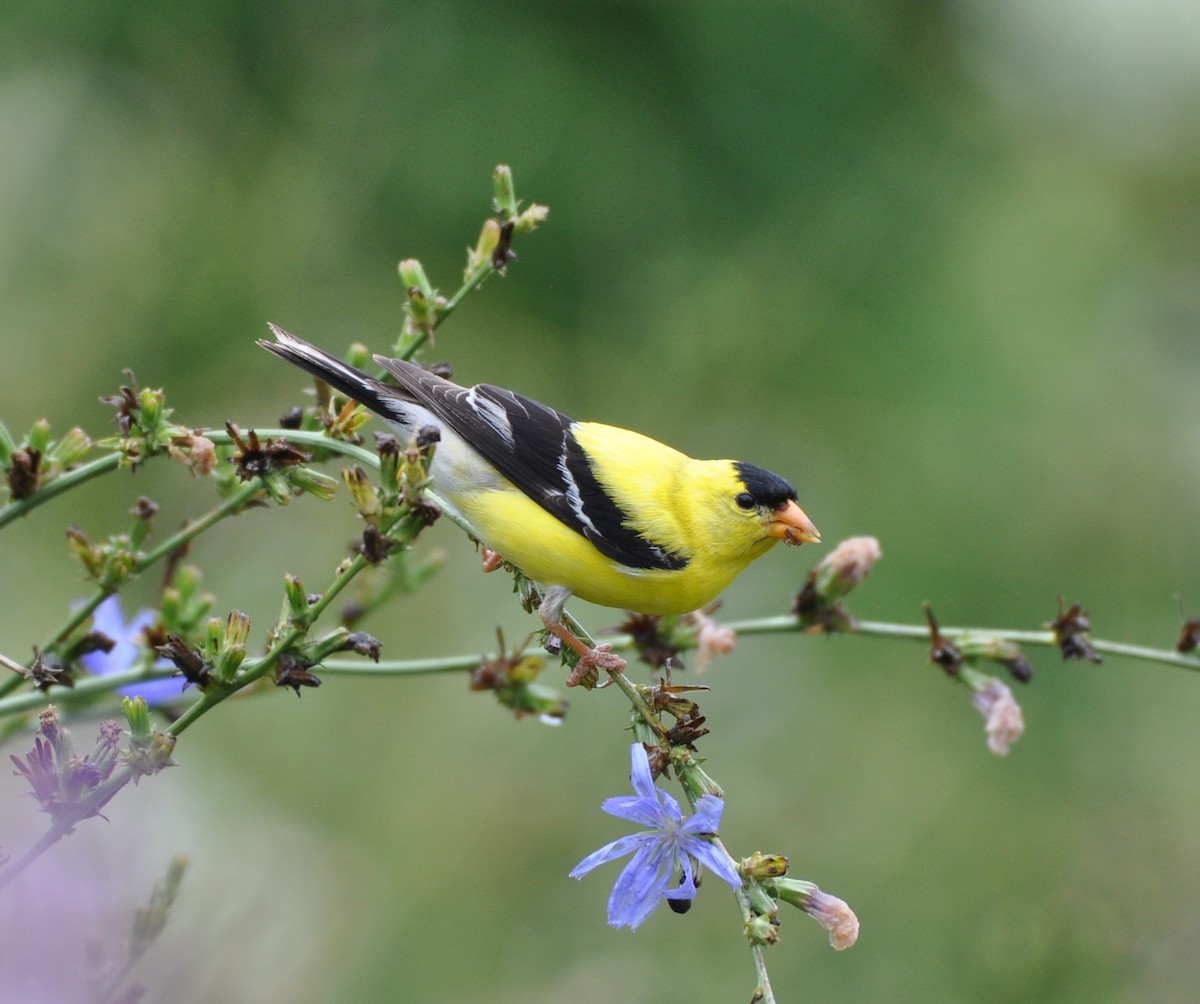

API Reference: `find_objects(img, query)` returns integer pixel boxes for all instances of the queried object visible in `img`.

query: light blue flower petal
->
[601,794,668,828]
[569,833,651,879]
[608,842,671,929]
[657,786,684,824]
[681,793,725,834]
[683,835,742,889]
[627,742,656,800]
[665,856,697,901]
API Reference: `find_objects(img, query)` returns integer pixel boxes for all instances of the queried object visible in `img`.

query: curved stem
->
[207,428,380,468]
[718,614,1200,673]
[0,663,184,719]
[0,453,122,531]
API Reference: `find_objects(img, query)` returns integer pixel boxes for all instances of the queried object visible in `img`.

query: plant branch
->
[0,453,122,531]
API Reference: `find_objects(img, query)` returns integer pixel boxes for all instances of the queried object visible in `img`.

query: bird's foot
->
[480,547,504,573]
[564,643,627,689]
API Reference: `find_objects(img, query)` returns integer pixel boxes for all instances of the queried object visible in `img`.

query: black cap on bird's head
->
[733,461,821,546]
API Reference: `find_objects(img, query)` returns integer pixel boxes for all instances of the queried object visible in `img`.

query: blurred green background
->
[3,2,1200,1001]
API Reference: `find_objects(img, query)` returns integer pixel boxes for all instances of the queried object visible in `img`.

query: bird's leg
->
[539,586,627,688]
[480,546,504,573]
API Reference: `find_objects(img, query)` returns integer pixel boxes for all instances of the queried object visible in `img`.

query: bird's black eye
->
[735,492,757,511]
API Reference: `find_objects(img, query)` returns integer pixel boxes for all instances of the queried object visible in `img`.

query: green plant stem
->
[166,507,415,738]
[0,664,183,719]
[207,428,380,467]
[0,477,267,704]
[750,944,776,1004]
[138,478,264,568]
[437,259,498,327]
[718,614,1200,672]
[8,610,1192,729]
[0,453,122,530]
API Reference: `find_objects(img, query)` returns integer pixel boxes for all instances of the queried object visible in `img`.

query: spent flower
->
[569,743,742,929]
[964,669,1025,756]
[771,877,860,950]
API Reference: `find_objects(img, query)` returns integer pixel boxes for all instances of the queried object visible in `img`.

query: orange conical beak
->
[766,500,821,545]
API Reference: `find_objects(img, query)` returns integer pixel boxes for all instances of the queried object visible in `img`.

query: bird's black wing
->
[374,355,686,571]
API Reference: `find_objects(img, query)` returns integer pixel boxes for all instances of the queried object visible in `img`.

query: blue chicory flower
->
[570,742,743,929]
[79,595,179,704]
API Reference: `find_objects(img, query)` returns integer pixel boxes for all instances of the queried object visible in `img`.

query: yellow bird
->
[260,325,820,683]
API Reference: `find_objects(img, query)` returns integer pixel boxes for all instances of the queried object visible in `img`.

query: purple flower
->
[570,743,742,929]
[79,595,178,704]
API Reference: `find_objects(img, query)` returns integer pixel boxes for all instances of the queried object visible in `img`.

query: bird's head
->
[729,461,820,548]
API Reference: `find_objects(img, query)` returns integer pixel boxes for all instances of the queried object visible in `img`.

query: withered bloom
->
[224,421,310,480]
[971,677,1025,756]
[154,634,211,689]
[353,524,393,564]
[491,219,517,272]
[22,648,73,691]
[274,655,321,696]
[1177,619,1200,655]
[619,613,679,669]
[167,431,217,477]
[6,447,42,499]
[1049,597,1102,664]
[341,632,382,661]
[100,374,140,436]
[793,536,882,633]
[924,604,963,676]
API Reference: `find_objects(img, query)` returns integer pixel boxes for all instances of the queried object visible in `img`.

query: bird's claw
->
[480,547,504,573]
[564,643,626,689]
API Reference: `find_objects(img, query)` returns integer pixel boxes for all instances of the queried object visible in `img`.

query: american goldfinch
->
[260,325,820,684]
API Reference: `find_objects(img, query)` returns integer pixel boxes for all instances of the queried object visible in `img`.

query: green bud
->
[492,164,518,218]
[284,573,311,625]
[216,610,251,680]
[343,465,382,521]
[513,202,549,235]
[204,616,223,661]
[123,695,152,740]
[744,914,779,946]
[398,257,435,304]
[267,469,299,505]
[673,749,723,800]
[224,609,251,649]
[746,882,779,919]
[66,527,104,578]
[48,426,92,468]
[742,852,790,880]
[124,731,179,777]
[138,388,163,433]
[28,418,51,454]
[289,465,339,501]
[467,218,503,277]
